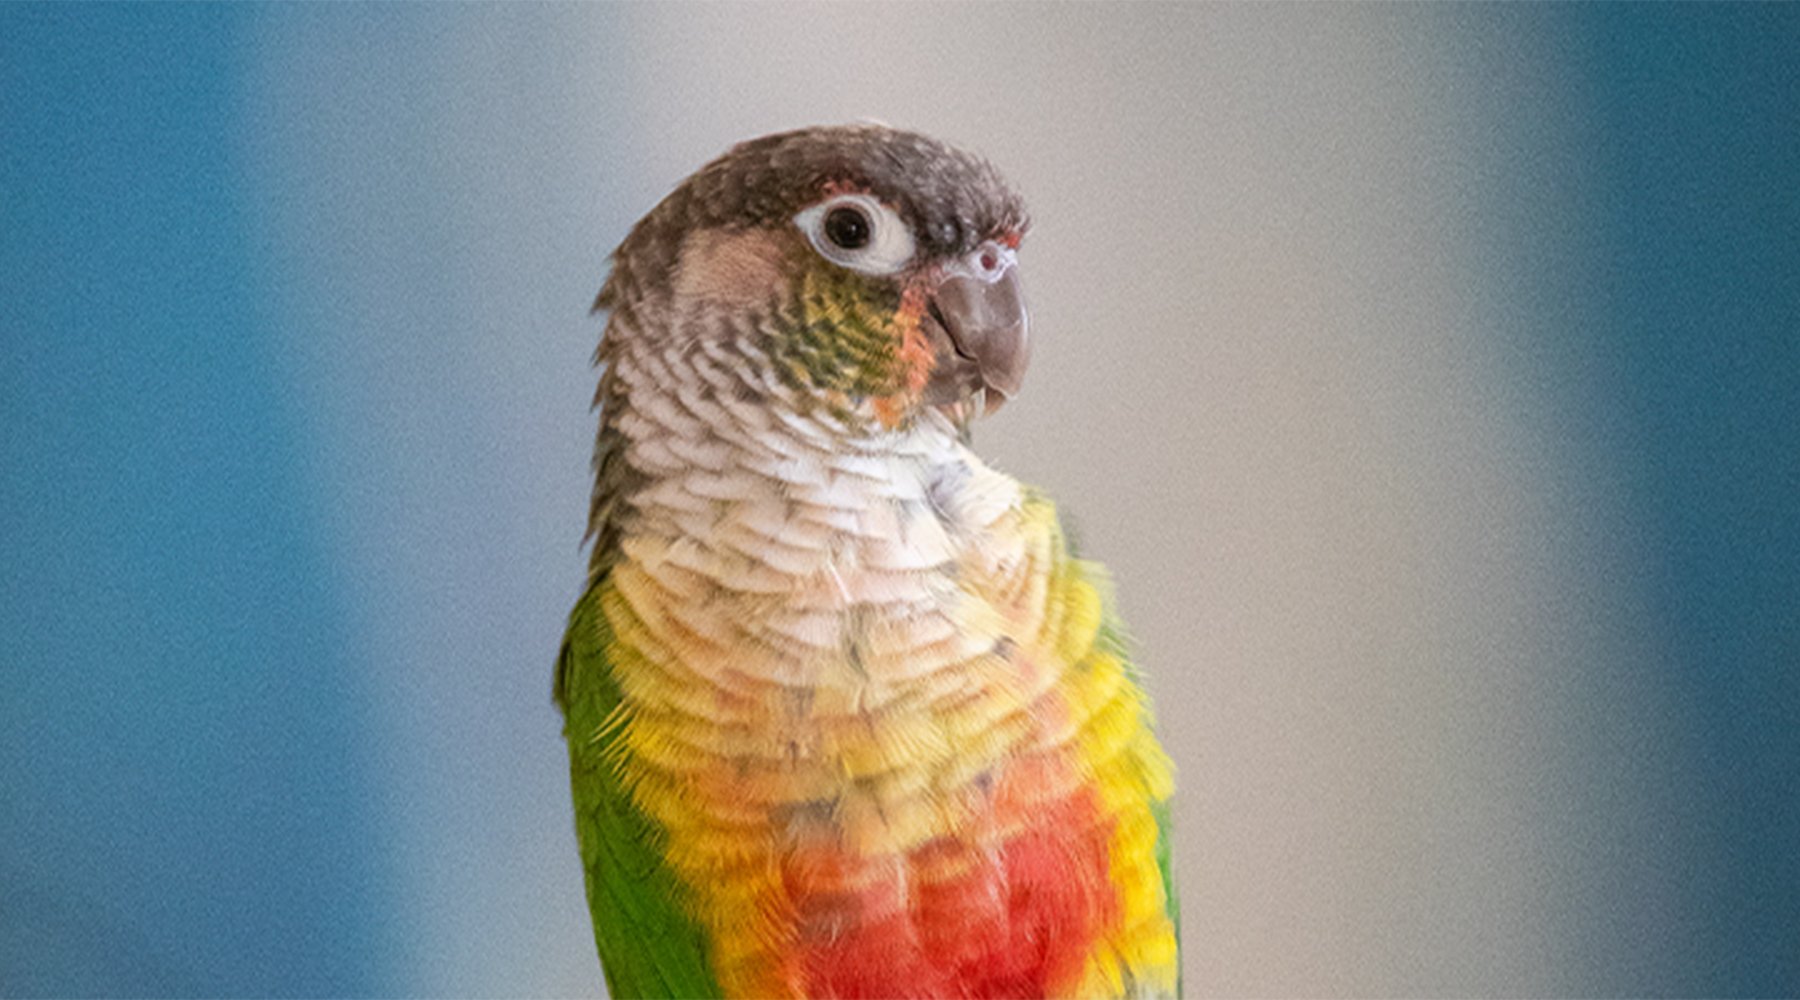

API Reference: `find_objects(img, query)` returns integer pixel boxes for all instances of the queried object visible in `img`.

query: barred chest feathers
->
[605,318,1036,702]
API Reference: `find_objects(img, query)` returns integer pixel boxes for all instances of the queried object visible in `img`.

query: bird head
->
[597,124,1031,432]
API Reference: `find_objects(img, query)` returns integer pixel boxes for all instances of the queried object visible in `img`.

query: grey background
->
[6,4,1795,997]
[245,7,1689,994]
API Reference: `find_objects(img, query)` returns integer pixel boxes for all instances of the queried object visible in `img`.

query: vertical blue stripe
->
[1,7,381,995]
[1564,7,1800,995]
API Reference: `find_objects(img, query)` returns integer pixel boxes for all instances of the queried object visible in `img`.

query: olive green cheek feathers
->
[772,265,918,403]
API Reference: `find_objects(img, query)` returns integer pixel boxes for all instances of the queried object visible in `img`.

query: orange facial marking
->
[872,281,937,429]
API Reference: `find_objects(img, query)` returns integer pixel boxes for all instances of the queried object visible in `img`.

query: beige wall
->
[254,6,1690,995]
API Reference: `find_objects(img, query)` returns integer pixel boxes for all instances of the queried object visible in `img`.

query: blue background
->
[1558,9,1798,990]
[1569,9,1792,992]
[3,6,1796,997]
[3,8,381,996]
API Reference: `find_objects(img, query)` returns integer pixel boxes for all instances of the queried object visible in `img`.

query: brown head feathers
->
[599,124,1029,312]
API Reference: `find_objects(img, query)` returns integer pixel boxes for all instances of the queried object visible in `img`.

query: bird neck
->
[600,325,1021,536]
[590,340,1030,691]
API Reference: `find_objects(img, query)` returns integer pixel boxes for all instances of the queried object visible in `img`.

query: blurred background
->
[3,5,1796,997]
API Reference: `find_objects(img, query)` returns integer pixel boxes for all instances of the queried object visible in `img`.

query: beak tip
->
[930,265,1030,413]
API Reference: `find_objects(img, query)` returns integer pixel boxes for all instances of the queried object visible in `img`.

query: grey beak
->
[931,262,1030,403]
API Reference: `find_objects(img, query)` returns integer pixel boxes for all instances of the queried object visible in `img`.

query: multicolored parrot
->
[556,124,1179,999]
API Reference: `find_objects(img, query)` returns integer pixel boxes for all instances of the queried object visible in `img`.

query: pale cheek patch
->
[672,229,789,310]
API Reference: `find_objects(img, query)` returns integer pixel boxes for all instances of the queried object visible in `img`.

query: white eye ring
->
[793,193,916,276]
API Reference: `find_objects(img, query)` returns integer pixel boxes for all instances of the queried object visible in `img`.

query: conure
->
[556,124,1179,999]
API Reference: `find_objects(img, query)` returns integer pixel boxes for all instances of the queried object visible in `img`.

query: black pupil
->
[824,207,871,250]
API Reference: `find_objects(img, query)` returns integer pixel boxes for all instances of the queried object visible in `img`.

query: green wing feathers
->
[557,585,723,999]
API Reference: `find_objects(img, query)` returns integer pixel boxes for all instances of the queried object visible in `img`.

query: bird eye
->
[794,194,915,275]
[824,206,870,250]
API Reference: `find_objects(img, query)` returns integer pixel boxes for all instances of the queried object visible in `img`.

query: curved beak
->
[927,243,1030,409]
